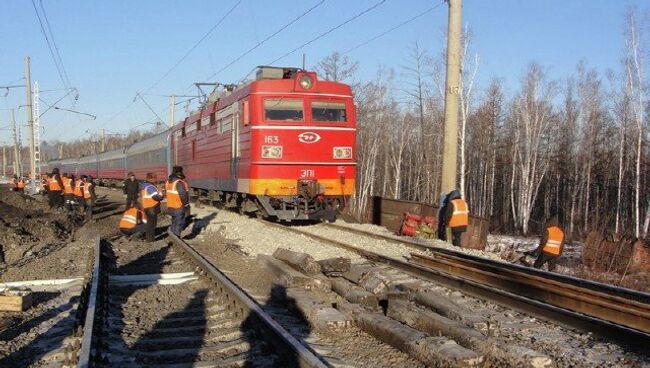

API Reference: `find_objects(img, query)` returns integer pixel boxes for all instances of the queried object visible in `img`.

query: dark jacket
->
[123,178,140,198]
[167,174,189,214]
[445,190,467,233]
[538,216,564,256]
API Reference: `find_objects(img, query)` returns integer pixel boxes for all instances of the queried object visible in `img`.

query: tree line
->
[4,9,647,240]
[327,9,649,240]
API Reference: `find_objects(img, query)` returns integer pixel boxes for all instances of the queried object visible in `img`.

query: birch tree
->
[509,63,557,234]
[624,10,647,239]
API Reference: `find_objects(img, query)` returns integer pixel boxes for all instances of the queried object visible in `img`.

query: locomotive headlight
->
[333,147,352,159]
[262,145,283,158]
[299,75,313,89]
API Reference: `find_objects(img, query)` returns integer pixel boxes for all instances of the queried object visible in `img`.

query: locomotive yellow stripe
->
[245,178,355,196]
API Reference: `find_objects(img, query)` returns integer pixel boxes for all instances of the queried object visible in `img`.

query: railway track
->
[76,235,329,368]
[262,220,650,354]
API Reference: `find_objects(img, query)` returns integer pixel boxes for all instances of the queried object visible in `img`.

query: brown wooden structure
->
[365,196,488,250]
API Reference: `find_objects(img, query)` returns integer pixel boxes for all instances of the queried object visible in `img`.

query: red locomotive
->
[47,66,357,221]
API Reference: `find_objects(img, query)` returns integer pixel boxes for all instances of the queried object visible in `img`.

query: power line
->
[31,0,69,92]
[100,0,243,131]
[39,0,71,89]
[143,0,243,93]
[343,2,445,55]
[204,0,326,81]
[267,0,386,66]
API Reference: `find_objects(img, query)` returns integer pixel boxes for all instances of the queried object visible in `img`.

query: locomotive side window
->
[264,98,303,121]
[312,101,347,122]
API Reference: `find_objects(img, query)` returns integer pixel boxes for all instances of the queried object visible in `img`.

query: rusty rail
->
[267,221,650,353]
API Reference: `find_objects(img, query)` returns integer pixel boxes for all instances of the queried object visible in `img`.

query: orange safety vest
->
[16,180,25,189]
[141,183,161,209]
[83,182,93,199]
[74,179,84,197]
[542,226,564,256]
[49,176,62,191]
[62,177,73,194]
[448,199,469,228]
[119,208,147,230]
[165,180,183,209]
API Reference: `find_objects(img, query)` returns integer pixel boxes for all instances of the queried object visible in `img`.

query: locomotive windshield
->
[264,98,303,121]
[312,101,347,122]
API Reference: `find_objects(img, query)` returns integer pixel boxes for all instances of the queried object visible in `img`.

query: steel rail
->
[327,223,650,324]
[77,236,101,368]
[410,252,650,333]
[168,233,329,368]
[264,221,650,353]
[327,224,650,309]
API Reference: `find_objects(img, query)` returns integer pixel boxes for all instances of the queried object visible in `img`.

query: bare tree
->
[314,51,359,84]
[458,26,479,197]
[624,9,647,238]
[509,63,557,234]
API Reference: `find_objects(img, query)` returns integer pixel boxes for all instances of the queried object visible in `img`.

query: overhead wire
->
[30,0,70,93]
[343,1,445,55]
[38,0,71,90]
[98,0,243,132]
[203,0,326,81]
[142,0,243,94]
[266,0,386,66]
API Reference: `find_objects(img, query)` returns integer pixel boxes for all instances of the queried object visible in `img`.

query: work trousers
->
[169,210,184,237]
[125,196,138,210]
[533,252,558,272]
[451,230,464,247]
[121,224,145,238]
[64,194,75,211]
[144,208,158,242]
[84,199,93,222]
[48,190,62,208]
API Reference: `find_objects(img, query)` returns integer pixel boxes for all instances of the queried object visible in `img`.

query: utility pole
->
[100,129,105,152]
[440,0,462,195]
[11,109,21,178]
[25,57,37,191]
[2,145,6,177]
[169,95,176,128]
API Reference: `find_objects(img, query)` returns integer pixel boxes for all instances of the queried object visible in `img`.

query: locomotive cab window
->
[312,101,347,122]
[264,99,303,121]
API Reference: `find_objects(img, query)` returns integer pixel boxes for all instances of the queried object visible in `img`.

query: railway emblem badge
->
[298,132,321,144]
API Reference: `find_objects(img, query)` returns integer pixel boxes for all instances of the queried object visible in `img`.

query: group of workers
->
[42,168,96,222]
[119,166,190,242]
[9,175,27,192]
[438,189,565,271]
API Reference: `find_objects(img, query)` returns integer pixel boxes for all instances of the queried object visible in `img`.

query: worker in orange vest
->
[119,207,147,237]
[81,175,96,222]
[173,166,192,227]
[48,168,64,209]
[443,190,469,247]
[73,176,84,212]
[140,173,163,242]
[13,175,25,193]
[165,172,189,237]
[62,173,75,212]
[533,215,565,271]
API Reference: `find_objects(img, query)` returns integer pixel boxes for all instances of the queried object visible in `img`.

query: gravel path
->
[187,213,424,368]
[190,206,360,260]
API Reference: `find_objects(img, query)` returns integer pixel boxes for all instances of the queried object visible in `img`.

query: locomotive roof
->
[180,70,352,126]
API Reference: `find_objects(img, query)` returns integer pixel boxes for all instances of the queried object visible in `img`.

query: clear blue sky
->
[0,0,645,144]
